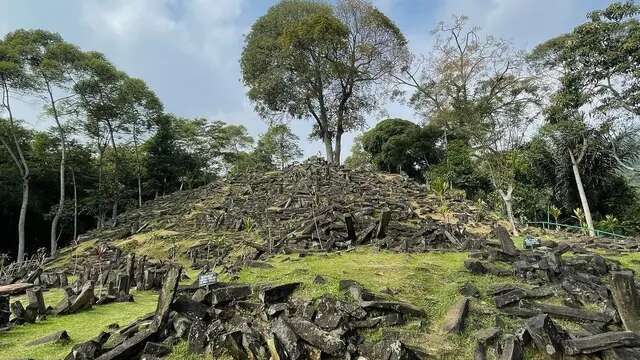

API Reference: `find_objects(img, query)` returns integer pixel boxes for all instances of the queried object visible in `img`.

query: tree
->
[397,16,538,185]
[539,74,597,237]
[0,34,33,262]
[241,0,408,164]
[74,52,128,221]
[559,2,640,117]
[344,134,373,170]
[117,77,163,207]
[361,118,442,179]
[257,124,302,170]
[7,29,84,255]
[147,114,201,194]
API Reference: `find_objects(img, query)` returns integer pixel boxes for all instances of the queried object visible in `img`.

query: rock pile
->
[70,160,487,278]
[463,226,640,359]
[63,267,429,360]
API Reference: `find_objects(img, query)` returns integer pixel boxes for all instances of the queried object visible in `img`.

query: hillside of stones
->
[56,158,493,274]
[6,159,640,359]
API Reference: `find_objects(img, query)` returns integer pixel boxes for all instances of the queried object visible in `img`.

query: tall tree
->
[257,124,302,170]
[74,52,127,221]
[397,16,538,186]
[361,118,442,180]
[8,29,84,255]
[241,0,408,164]
[0,35,33,262]
[117,77,163,207]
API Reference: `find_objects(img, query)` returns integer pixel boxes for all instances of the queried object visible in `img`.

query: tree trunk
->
[1,81,29,262]
[48,79,65,257]
[71,168,78,243]
[323,132,334,164]
[105,119,120,222]
[569,149,595,237]
[498,185,519,236]
[333,128,343,165]
[18,174,29,262]
[133,126,142,208]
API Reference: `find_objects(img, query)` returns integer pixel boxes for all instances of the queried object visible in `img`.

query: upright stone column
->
[26,287,46,315]
[611,271,640,332]
[0,295,10,328]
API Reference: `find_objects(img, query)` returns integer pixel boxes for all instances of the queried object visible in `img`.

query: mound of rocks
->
[64,268,428,360]
[464,226,640,359]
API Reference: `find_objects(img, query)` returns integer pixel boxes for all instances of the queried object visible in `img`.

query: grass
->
[237,246,529,358]
[0,290,158,360]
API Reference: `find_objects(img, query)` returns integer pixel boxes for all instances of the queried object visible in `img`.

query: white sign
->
[198,272,217,287]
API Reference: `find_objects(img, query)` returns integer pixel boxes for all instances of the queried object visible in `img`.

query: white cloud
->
[0,0,614,160]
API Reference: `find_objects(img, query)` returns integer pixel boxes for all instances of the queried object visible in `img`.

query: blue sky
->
[0,0,614,159]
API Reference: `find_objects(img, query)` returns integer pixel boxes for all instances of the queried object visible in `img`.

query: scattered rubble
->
[54,267,430,359]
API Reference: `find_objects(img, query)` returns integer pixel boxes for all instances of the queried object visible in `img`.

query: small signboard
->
[198,272,217,288]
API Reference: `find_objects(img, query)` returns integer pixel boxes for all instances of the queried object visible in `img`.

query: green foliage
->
[344,134,374,170]
[361,118,442,180]
[255,123,302,170]
[241,0,408,162]
[595,214,624,234]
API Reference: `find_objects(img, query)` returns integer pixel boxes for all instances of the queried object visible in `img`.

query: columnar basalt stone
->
[494,225,519,257]
[499,335,523,360]
[211,285,252,305]
[117,274,130,296]
[135,256,146,289]
[152,266,181,331]
[563,331,640,355]
[442,297,470,333]
[344,213,356,240]
[59,272,69,287]
[26,287,46,315]
[610,271,640,332]
[126,254,136,287]
[68,281,95,313]
[259,283,301,304]
[376,209,391,239]
[26,330,70,346]
[0,295,10,328]
[524,314,565,357]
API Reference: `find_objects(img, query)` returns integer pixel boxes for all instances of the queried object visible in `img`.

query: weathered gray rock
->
[286,317,345,356]
[68,281,95,314]
[563,331,640,355]
[172,314,192,339]
[271,317,301,360]
[151,266,181,331]
[524,314,565,356]
[459,282,481,298]
[610,271,640,332]
[259,282,301,304]
[187,319,208,354]
[442,297,469,334]
[171,296,208,320]
[360,300,425,317]
[358,340,427,360]
[0,295,10,328]
[494,225,519,256]
[95,329,156,360]
[494,289,527,308]
[499,335,523,360]
[26,287,46,315]
[211,285,251,305]
[26,330,70,346]
[464,260,488,274]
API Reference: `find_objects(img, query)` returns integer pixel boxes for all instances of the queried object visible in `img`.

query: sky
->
[0,0,615,159]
